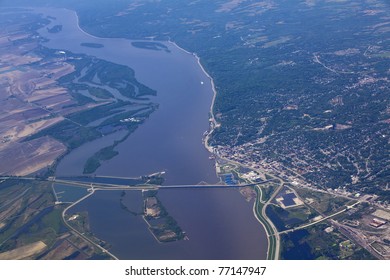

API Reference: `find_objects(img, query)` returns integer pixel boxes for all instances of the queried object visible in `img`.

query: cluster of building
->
[369,218,387,228]
[214,142,390,211]
[120,117,141,123]
[214,143,310,188]
[240,171,264,181]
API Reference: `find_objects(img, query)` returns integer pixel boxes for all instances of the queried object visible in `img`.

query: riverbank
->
[168,40,219,155]
[61,189,119,260]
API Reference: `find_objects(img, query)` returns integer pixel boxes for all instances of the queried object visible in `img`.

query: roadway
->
[330,219,384,260]
[48,176,272,260]
[253,185,279,260]
[259,182,284,260]
[2,174,350,260]
[1,175,273,191]
[278,201,361,235]
[61,188,119,260]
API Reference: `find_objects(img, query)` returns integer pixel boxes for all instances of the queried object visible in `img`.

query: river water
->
[37,7,217,185]
[71,188,266,260]
[33,7,268,259]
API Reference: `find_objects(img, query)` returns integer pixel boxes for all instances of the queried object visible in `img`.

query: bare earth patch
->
[0,136,66,176]
[0,241,47,260]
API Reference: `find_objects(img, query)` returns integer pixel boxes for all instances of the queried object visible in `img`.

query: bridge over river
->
[0,175,275,191]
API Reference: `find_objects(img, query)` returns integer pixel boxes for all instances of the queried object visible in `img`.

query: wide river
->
[34,7,268,259]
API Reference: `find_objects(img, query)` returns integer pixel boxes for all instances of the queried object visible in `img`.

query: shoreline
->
[72,7,219,156]
[70,6,220,156]
[168,40,220,155]
[62,189,119,260]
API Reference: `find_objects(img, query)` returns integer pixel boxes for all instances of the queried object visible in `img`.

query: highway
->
[278,201,360,235]
[4,174,350,260]
[0,176,271,190]
[330,220,384,260]
[61,188,119,260]
[189,156,284,260]
[253,185,280,260]
[47,176,273,260]
[259,182,284,260]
